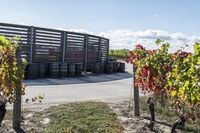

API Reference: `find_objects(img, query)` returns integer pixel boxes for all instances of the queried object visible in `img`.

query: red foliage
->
[135,44,144,50]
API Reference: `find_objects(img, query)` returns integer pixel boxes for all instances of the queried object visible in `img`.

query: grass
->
[140,96,200,133]
[44,102,123,133]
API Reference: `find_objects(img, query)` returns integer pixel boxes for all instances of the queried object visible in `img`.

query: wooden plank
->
[0,34,28,39]
[68,52,83,55]
[67,32,85,37]
[66,45,84,48]
[88,39,99,41]
[67,40,84,43]
[34,26,63,33]
[36,29,62,34]
[0,22,29,29]
[66,44,84,47]
[35,34,61,39]
[35,40,61,45]
[0,30,27,36]
[0,27,28,32]
[35,40,61,44]
[66,57,84,60]
[35,46,60,50]
[35,37,61,42]
[67,36,84,40]
[36,32,61,38]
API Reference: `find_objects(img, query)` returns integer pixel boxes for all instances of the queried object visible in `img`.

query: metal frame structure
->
[0,22,109,71]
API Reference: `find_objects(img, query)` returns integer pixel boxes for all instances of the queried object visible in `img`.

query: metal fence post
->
[84,34,88,72]
[107,39,109,61]
[62,32,66,63]
[98,37,102,63]
[29,26,34,63]
[133,65,140,116]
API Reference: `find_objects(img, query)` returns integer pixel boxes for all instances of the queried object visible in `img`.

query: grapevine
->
[129,39,200,131]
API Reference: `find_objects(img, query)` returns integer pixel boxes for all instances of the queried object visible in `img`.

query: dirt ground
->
[0,99,186,133]
[107,100,183,133]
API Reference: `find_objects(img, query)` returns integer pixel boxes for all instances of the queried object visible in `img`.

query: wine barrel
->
[118,62,125,72]
[59,63,68,78]
[112,62,119,73]
[37,63,45,78]
[26,63,38,79]
[75,63,82,76]
[92,63,100,74]
[100,63,105,73]
[44,63,49,78]
[68,64,75,77]
[49,63,59,78]
[86,64,92,72]
[105,62,113,74]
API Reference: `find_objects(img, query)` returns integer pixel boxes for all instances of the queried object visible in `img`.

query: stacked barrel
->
[59,63,68,78]
[75,63,83,76]
[25,62,83,79]
[25,63,38,79]
[24,61,125,80]
[91,61,126,74]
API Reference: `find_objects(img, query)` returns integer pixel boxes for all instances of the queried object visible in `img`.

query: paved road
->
[20,62,136,108]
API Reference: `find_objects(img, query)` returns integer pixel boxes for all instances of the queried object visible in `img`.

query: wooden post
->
[84,34,88,73]
[106,39,109,61]
[98,37,102,63]
[62,32,67,63]
[29,26,34,63]
[13,47,22,131]
[133,65,140,116]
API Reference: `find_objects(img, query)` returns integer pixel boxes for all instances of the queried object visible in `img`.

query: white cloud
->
[99,29,200,52]
[57,28,200,52]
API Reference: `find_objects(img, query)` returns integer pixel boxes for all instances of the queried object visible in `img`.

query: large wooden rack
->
[0,22,109,71]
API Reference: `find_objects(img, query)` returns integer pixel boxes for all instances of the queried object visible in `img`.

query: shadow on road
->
[23,72,133,86]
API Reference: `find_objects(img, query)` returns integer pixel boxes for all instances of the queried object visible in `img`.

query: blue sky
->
[0,0,200,50]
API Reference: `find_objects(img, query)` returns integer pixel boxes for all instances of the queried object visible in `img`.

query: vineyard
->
[109,49,130,59]
[0,35,199,132]
[129,39,200,132]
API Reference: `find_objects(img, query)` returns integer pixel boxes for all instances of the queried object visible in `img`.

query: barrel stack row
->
[25,62,125,80]
[91,61,125,74]
[25,63,83,80]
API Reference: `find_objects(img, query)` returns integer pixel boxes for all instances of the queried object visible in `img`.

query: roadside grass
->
[44,102,124,133]
[140,96,200,133]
